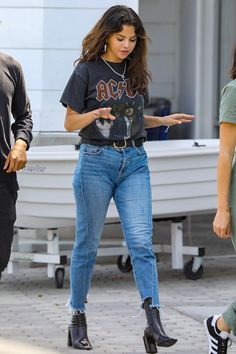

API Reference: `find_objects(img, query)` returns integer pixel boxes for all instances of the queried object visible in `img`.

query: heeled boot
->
[68,310,92,350]
[143,298,177,353]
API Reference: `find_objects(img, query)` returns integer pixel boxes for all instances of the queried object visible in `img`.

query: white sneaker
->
[204,314,231,354]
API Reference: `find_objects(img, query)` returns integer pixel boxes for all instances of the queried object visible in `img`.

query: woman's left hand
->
[163,113,194,126]
[213,210,231,239]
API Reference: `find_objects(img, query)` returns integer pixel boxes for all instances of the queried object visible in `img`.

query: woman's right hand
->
[213,210,231,239]
[64,106,116,132]
[93,107,116,120]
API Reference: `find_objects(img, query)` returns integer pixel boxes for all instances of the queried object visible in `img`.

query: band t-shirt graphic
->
[60,59,149,145]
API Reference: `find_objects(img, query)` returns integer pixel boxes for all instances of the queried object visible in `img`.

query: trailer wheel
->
[183,259,203,280]
[117,255,132,273]
[55,267,65,288]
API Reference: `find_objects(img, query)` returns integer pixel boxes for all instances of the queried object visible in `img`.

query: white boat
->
[15,139,219,228]
[10,139,219,285]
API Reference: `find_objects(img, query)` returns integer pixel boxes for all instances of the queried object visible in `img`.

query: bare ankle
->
[217,316,231,333]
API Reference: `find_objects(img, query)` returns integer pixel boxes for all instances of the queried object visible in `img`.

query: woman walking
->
[60,5,193,352]
[204,45,236,354]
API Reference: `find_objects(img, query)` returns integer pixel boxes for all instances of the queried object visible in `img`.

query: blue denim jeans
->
[69,143,159,311]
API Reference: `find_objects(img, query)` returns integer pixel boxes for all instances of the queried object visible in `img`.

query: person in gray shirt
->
[204,44,236,354]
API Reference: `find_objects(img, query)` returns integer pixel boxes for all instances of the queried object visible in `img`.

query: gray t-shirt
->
[60,59,149,145]
[219,79,236,124]
[219,79,236,212]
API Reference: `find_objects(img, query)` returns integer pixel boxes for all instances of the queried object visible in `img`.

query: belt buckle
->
[113,140,127,149]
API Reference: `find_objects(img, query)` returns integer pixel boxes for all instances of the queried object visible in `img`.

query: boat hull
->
[15,139,219,229]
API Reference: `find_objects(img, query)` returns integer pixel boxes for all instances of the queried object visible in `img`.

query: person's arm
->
[213,122,236,238]
[143,113,194,128]
[64,106,116,132]
[11,62,33,149]
[4,62,32,173]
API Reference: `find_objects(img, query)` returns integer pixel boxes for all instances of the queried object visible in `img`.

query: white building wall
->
[140,0,222,139]
[220,0,236,90]
[194,0,220,138]
[0,0,227,139]
[139,0,180,112]
[0,0,138,134]
[178,0,220,139]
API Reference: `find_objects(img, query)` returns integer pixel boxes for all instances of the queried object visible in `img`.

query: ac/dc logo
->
[96,79,137,101]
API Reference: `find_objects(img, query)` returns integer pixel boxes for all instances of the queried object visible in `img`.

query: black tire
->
[55,267,65,289]
[183,258,204,280]
[117,255,132,273]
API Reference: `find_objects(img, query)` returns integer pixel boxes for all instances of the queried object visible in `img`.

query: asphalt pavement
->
[0,214,236,354]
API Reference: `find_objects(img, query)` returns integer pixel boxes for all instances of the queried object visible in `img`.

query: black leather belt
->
[111,138,144,149]
[75,138,144,150]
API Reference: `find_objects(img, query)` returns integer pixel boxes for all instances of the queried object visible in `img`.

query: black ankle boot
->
[68,311,92,350]
[143,298,177,353]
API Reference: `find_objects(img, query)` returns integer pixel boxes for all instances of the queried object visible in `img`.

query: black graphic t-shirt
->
[60,59,149,145]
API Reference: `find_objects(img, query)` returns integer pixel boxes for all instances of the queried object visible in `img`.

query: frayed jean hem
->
[141,297,160,309]
[66,298,85,313]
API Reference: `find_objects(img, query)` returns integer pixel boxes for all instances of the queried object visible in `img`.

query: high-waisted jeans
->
[69,143,159,311]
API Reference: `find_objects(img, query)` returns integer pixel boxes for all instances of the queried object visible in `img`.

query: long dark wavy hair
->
[230,45,236,79]
[77,5,151,94]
